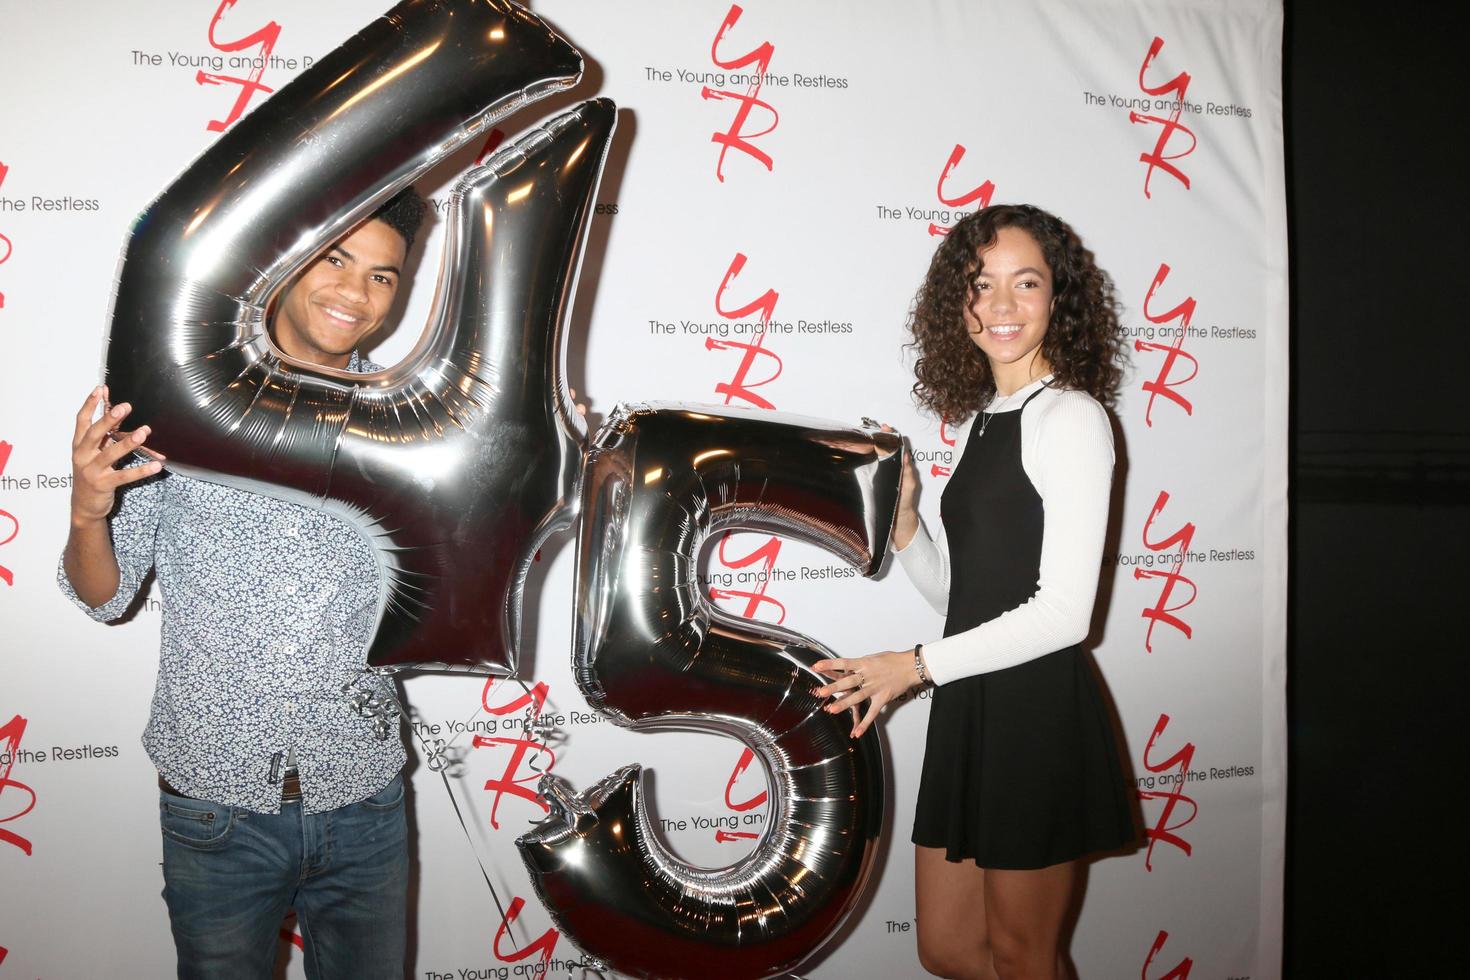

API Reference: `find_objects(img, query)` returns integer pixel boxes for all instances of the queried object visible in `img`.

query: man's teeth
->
[322,306,360,324]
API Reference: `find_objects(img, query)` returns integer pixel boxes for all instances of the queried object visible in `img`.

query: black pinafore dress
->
[911,387,1135,869]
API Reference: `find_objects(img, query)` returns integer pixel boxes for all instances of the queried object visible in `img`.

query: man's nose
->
[335,276,368,303]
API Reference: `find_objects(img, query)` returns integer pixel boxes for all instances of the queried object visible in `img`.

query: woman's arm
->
[815,392,1113,734]
[892,436,951,614]
[920,390,1113,685]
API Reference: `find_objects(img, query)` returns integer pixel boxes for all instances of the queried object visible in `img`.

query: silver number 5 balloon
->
[519,404,902,979]
[102,0,613,673]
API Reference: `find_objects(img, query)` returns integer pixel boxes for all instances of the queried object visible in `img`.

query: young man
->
[60,189,427,980]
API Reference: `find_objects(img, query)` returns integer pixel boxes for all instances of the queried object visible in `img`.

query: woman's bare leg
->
[915,847,1078,980]
[915,845,998,980]
[984,861,1077,980]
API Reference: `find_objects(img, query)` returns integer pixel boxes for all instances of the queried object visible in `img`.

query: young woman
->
[814,204,1135,980]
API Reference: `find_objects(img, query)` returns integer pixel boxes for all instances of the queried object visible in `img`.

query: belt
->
[158,769,302,802]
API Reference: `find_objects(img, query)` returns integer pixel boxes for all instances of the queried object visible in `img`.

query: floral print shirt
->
[57,352,404,813]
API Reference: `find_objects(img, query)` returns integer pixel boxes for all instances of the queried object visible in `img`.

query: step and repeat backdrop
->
[0,1,1285,977]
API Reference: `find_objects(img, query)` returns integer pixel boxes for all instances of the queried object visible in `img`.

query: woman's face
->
[964,225,1055,388]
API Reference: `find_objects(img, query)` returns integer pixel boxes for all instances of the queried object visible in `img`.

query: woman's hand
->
[880,424,921,550]
[812,650,925,738]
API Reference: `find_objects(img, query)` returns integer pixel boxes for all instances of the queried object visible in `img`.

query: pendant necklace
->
[977,390,1014,439]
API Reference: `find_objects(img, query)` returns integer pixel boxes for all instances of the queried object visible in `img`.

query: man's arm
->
[61,387,164,610]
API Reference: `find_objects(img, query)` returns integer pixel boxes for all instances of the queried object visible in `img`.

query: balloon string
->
[384,673,554,956]
[416,725,521,953]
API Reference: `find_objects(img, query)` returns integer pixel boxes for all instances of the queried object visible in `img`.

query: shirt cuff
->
[56,552,135,622]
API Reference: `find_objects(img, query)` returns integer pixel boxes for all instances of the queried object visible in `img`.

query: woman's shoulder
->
[1025,385,1113,450]
[1030,384,1108,424]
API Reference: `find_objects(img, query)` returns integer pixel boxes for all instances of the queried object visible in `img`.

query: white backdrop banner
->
[0,1,1286,977]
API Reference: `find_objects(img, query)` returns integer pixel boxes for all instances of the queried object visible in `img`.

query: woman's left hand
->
[812,651,923,738]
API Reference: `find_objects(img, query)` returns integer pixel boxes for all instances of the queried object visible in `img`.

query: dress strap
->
[1019,382,1050,410]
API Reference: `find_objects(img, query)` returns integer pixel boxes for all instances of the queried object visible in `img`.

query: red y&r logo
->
[924,419,959,479]
[197,0,283,133]
[0,157,11,311]
[473,127,507,166]
[2,164,17,591]
[714,746,767,844]
[1143,929,1194,979]
[473,679,555,830]
[1136,262,1200,426]
[1138,713,1197,871]
[1128,36,1196,198]
[1,441,18,589]
[1136,491,1196,653]
[1,714,37,857]
[494,895,559,980]
[708,535,778,841]
[929,144,994,237]
[700,4,779,182]
[277,910,305,952]
[706,252,783,410]
[709,533,786,624]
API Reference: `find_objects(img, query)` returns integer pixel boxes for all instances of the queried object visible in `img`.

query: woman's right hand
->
[882,424,921,550]
[70,386,163,527]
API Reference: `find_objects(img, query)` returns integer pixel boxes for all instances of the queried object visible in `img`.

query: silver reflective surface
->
[103,0,614,673]
[519,403,902,979]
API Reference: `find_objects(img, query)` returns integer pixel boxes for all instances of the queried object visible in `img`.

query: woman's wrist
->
[893,509,920,550]
[912,644,931,687]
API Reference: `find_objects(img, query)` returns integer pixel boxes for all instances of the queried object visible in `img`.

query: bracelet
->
[913,644,931,686]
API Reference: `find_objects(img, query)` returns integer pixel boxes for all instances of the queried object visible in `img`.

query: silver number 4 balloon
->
[104,0,602,674]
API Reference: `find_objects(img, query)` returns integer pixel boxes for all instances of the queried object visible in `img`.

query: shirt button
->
[286,525,300,537]
[284,583,299,595]
[284,702,297,714]
[282,643,297,655]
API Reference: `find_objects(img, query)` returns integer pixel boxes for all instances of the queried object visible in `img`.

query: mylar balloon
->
[102,0,615,673]
[518,403,902,979]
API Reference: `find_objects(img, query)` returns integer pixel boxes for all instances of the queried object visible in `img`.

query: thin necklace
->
[979,374,1051,437]
[977,390,1015,438]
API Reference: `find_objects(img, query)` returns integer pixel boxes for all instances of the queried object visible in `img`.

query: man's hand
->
[70,386,162,528]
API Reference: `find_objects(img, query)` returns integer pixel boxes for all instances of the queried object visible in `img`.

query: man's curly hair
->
[370,187,429,252]
[909,203,1126,420]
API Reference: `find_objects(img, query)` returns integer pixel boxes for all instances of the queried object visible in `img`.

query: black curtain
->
[1286,1,1466,974]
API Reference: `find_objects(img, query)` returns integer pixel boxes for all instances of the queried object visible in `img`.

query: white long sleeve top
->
[895,377,1114,686]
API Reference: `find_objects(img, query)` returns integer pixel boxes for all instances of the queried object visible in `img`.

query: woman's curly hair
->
[909,203,1126,419]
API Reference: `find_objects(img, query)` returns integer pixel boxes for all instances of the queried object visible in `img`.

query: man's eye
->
[326,255,344,268]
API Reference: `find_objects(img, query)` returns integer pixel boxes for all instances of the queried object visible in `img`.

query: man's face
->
[272,218,407,369]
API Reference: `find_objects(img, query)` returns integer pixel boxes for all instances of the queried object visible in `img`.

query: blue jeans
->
[159,775,408,980]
